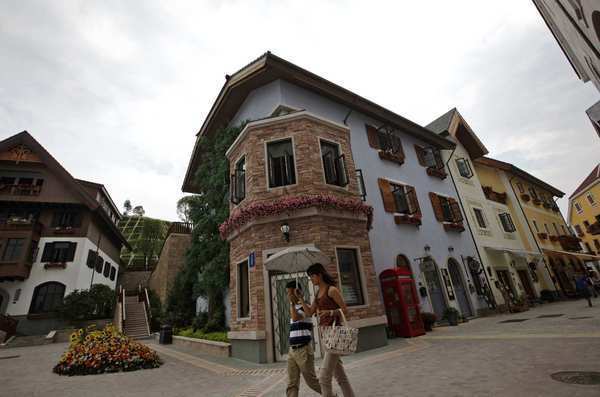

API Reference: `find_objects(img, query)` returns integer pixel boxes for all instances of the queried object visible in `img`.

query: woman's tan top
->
[316,285,341,326]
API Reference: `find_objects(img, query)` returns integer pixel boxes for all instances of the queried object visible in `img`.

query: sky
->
[1,1,599,221]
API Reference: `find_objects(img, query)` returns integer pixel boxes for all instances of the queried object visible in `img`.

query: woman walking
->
[296,263,356,397]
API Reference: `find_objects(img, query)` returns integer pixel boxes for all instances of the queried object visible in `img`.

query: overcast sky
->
[1,1,598,220]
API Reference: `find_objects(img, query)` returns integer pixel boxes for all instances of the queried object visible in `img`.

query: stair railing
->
[121,286,126,329]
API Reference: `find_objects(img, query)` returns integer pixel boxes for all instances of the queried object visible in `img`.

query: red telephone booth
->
[379,267,425,338]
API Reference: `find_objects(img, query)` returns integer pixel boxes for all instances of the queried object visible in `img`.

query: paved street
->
[2,299,600,397]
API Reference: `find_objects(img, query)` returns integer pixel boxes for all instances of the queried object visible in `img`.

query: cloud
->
[0,0,598,220]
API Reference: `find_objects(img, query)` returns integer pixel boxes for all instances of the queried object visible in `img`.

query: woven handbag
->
[319,309,359,355]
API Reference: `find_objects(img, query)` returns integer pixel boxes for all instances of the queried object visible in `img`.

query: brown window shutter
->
[429,192,444,221]
[408,185,421,215]
[366,125,380,149]
[448,198,463,222]
[378,178,396,213]
[414,145,426,166]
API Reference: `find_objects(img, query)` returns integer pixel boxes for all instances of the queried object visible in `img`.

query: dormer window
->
[230,156,246,204]
[267,139,296,188]
[321,140,348,187]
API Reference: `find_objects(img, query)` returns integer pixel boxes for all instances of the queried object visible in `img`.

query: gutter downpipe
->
[508,175,561,297]
[444,142,497,309]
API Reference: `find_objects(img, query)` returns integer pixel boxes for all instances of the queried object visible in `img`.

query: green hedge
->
[175,327,229,343]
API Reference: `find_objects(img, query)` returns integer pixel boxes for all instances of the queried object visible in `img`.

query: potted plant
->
[443,307,460,326]
[421,312,437,332]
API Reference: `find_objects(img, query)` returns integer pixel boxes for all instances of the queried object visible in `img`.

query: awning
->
[542,248,600,262]
[483,246,543,258]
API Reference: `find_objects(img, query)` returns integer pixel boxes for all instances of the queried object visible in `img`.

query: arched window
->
[29,282,65,314]
[396,254,411,271]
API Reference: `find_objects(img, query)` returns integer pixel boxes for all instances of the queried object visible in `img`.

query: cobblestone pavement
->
[1,299,599,397]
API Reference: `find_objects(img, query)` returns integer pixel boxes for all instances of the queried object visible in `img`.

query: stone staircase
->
[123,295,150,339]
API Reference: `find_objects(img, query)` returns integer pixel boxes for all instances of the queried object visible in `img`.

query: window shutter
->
[414,145,426,166]
[378,178,396,213]
[285,151,295,184]
[392,185,409,213]
[86,250,96,268]
[449,198,463,222]
[429,193,444,221]
[322,151,335,184]
[366,125,380,149]
[406,185,421,215]
[51,213,60,228]
[41,243,54,262]
[392,135,405,158]
[67,242,77,262]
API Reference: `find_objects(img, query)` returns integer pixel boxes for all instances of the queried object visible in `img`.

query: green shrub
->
[176,327,229,343]
[146,289,163,332]
[59,285,116,322]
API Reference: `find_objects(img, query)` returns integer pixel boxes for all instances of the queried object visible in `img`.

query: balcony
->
[558,235,583,252]
[482,186,507,204]
[0,183,42,196]
[587,221,600,236]
[0,218,43,233]
[0,262,31,280]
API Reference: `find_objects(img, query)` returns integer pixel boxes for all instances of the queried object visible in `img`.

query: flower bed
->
[53,325,161,376]
[219,194,373,239]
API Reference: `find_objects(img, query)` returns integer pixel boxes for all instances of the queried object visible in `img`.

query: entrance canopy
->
[483,246,543,259]
[542,248,600,262]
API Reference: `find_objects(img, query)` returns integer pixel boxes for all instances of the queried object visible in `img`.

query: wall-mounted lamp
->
[424,245,431,253]
[280,222,290,242]
[448,246,454,253]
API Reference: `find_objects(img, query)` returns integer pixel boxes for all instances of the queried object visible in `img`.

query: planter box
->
[520,194,530,202]
[162,335,231,357]
[537,233,548,240]
[443,222,465,232]
[378,150,405,165]
[426,167,447,179]
[394,214,422,226]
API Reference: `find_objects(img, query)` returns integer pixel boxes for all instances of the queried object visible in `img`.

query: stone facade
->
[224,112,387,362]
[148,233,192,305]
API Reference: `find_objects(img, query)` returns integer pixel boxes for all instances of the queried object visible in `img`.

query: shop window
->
[109,266,116,281]
[336,248,364,306]
[230,156,246,204]
[29,282,65,314]
[473,208,487,228]
[103,261,111,277]
[51,211,82,228]
[237,260,250,318]
[321,140,348,187]
[267,139,296,188]
[499,213,516,233]
[455,158,473,178]
[41,242,76,263]
[2,238,25,262]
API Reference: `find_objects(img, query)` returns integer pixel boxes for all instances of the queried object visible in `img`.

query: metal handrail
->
[144,288,152,320]
[121,287,126,323]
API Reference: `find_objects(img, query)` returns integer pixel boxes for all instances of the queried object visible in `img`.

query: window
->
[574,202,583,213]
[594,239,600,251]
[528,187,539,200]
[396,254,411,269]
[544,224,550,234]
[532,220,539,232]
[41,242,76,263]
[516,182,524,193]
[455,158,473,178]
[356,169,367,201]
[29,282,65,314]
[561,225,567,235]
[267,139,296,188]
[103,262,111,277]
[439,196,463,223]
[86,250,98,268]
[574,224,584,235]
[95,256,104,273]
[336,248,364,306]
[237,261,249,318]
[109,266,116,281]
[230,156,246,204]
[391,183,419,215]
[587,192,597,206]
[51,211,81,228]
[377,129,403,155]
[553,223,560,236]
[366,125,405,164]
[473,208,487,228]
[321,140,348,187]
[2,238,25,262]
[416,145,445,173]
[499,213,516,233]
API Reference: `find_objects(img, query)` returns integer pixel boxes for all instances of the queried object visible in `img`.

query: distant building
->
[0,131,129,335]
[533,0,600,137]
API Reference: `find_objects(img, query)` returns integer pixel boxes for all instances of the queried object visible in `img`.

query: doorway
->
[448,259,473,318]
[422,259,448,320]
[270,272,320,362]
[517,270,536,300]
[0,288,8,315]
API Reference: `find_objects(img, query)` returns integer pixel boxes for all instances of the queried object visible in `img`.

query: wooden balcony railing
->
[558,235,583,252]
[482,186,507,204]
[587,221,600,236]
[0,184,42,196]
[166,222,193,236]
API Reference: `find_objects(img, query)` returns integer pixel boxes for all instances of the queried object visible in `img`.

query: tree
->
[123,200,132,216]
[166,123,244,330]
[132,205,145,217]
[176,196,197,223]
[137,218,167,270]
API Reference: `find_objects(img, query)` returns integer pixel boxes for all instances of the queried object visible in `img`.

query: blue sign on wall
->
[248,252,256,269]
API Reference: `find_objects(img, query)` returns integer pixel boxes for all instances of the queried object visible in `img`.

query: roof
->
[586,100,600,138]
[426,108,488,159]
[182,51,455,193]
[76,178,122,220]
[569,163,600,199]
[0,131,130,249]
[474,156,565,197]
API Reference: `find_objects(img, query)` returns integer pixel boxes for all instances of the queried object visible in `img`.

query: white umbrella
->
[264,246,330,273]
